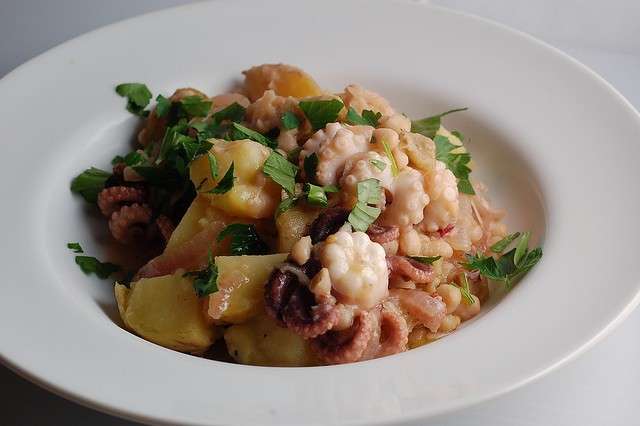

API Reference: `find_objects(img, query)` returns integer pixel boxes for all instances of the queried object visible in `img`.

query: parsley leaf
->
[155,94,171,118]
[212,102,246,123]
[346,107,382,127]
[514,231,531,266]
[217,224,268,255]
[207,153,218,180]
[276,196,300,217]
[281,111,300,130]
[70,167,111,203]
[75,256,120,279]
[451,130,464,141]
[305,183,329,207]
[411,107,468,139]
[370,159,387,171]
[184,251,219,297]
[299,99,344,131]
[458,273,475,305]
[207,162,234,194]
[348,178,382,232]
[409,255,441,265]
[179,95,212,117]
[433,135,475,195]
[112,151,144,167]
[115,83,152,116]
[490,232,521,254]
[67,242,83,253]
[303,153,319,184]
[380,139,399,176]
[263,152,298,195]
[230,123,277,148]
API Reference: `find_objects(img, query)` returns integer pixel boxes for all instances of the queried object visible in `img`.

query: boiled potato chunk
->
[115,272,217,353]
[225,315,318,366]
[243,63,323,102]
[206,253,287,324]
[167,194,227,249]
[190,139,281,219]
[276,204,321,252]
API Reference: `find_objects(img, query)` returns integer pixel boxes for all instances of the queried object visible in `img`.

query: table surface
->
[2,1,640,425]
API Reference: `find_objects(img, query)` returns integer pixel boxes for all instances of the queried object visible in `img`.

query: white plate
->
[1,0,639,425]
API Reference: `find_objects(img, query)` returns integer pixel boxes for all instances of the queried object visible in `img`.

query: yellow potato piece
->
[225,315,318,367]
[190,139,281,219]
[276,204,320,253]
[115,273,217,353]
[206,253,287,324]
[243,63,323,102]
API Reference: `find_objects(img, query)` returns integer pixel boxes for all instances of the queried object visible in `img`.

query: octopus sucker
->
[386,255,433,283]
[367,224,399,244]
[108,203,153,244]
[97,186,147,217]
[311,310,373,365]
[282,287,339,339]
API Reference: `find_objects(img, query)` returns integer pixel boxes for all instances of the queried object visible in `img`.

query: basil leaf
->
[411,107,468,139]
[115,83,152,116]
[179,95,212,117]
[207,162,234,194]
[230,123,277,148]
[263,152,298,195]
[299,99,344,131]
[70,167,111,203]
[303,153,319,184]
[281,111,300,130]
[490,232,521,254]
[212,102,246,123]
[75,256,120,279]
[155,94,171,118]
[409,256,441,265]
[217,224,268,255]
[67,242,83,253]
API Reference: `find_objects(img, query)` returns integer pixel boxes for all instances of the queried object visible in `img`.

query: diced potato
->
[225,315,318,367]
[115,273,218,353]
[206,253,287,324]
[167,194,221,249]
[243,64,323,102]
[190,139,281,219]
[276,204,321,253]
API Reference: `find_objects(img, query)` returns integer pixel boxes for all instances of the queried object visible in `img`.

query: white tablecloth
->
[1,1,639,424]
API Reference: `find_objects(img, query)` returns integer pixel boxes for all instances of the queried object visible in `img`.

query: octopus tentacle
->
[155,214,175,243]
[98,186,147,217]
[264,267,299,325]
[282,287,339,339]
[108,203,153,244]
[309,207,350,244]
[367,224,399,244]
[386,255,433,283]
[312,310,373,364]
[376,304,409,357]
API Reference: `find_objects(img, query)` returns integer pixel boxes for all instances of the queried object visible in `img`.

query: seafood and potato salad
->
[69,64,542,366]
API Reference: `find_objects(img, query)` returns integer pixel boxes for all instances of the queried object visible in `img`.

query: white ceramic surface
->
[1,1,639,425]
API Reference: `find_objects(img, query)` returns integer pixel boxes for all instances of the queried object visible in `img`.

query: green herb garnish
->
[411,107,468,139]
[458,273,475,304]
[305,183,329,207]
[348,178,381,232]
[433,135,474,195]
[230,123,277,148]
[207,153,218,180]
[409,255,441,265]
[115,83,152,116]
[299,99,344,130]
[263,151,298,195]
[346,107,382,127]
[217,224,268,255]
[212,102,246,123]
[70,167,111,203]
[75,256,120,279]
[67,242,83,253]
[184,251,218,297]
[370,159,387,172]
[281,111,300,130]
[207,162,235,194]
[179,95,212,117]
[490,232,521,254]
[380,139,399,176]
[155,94,171,118]
[303,153,319,184]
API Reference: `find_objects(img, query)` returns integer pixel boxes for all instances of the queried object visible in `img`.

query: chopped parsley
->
[303,153,319,184]
[70,167,112,203]
[207,153,218,180]
[75,256,120,279]
[276,196,299,217]
[67,242,83,253]
[348,178,381,232]
[263,151,298,195]
[299,99,344,130]
[217,224,268,255]
[305,183,329,207]
[433,135,474,195]
[179,95,212,117]
[409,255,441,265]
[230,122,277,148]
[458,273,475,305]
[112,151,144,167]
[207,162,235,194]
[464,232,543,289]
[212,102,246,123]
[281,111,300,130]
[380,139,399,176]
[346,107,382,127]
[411,107,468,139]
[115,83,152,116]
[490,232,521,254]
[155,94,171,118]
[370,159,387,172]
[184,251,218,297]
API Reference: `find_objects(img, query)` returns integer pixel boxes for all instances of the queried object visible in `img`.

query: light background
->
[1,0,639,424]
